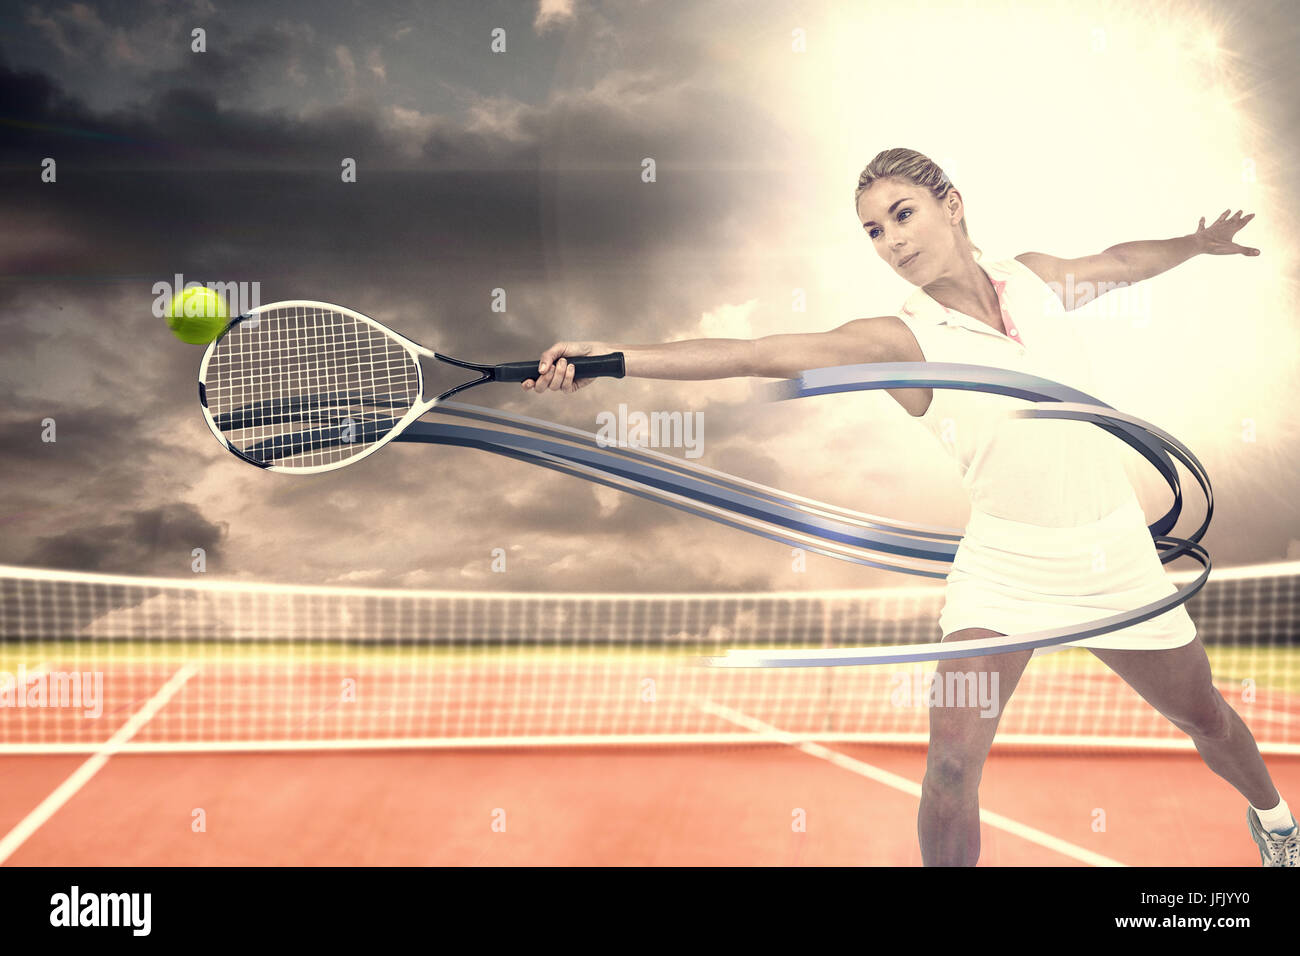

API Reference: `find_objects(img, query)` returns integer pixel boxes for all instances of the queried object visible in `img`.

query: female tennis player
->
[520,147,1295,867]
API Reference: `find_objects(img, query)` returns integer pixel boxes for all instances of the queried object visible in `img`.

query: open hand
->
[1194,209,1259,256]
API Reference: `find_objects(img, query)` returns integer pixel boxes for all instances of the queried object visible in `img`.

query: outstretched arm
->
[1017,209,1259,310]
[521,315,908,393]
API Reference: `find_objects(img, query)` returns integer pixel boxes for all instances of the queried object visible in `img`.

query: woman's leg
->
[1089,636,1279,807]
[919,628,1034,866]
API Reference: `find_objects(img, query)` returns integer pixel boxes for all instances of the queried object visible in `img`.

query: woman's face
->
[856,177,962,284]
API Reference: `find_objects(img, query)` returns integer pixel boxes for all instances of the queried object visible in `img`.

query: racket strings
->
[204,305,420,468]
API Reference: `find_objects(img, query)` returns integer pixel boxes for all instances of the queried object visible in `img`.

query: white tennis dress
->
[894,253,1196,653]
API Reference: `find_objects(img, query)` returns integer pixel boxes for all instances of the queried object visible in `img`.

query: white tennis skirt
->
[940,497,1197,655]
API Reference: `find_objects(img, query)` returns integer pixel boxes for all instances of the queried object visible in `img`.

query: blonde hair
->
[854,148,980,257]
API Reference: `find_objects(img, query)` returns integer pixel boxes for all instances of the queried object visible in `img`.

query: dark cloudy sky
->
[2,0,1297,593]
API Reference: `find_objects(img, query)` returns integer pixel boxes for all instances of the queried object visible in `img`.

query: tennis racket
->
[197,300,625,474]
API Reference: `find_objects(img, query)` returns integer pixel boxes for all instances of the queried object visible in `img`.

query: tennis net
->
[0,561,1296,754]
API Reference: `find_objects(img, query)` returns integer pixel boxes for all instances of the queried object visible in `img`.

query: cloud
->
[366,47,387,83]
[23,503,228,575]
[25,1,184,72]
[334,44,357,97]
[693,299,759,339]
[534,0,577,34]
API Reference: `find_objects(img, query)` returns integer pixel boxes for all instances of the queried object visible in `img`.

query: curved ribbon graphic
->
[391,362,1211,665]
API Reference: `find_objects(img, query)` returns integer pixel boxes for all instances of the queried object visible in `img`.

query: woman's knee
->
[1172,687,1232,741]
[923,628,1024,793]
[924,744,988,793]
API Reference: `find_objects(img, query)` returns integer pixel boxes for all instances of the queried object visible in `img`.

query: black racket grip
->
[494,352,625,382]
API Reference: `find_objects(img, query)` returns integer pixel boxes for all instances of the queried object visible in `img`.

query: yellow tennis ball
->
[167,287,229,345]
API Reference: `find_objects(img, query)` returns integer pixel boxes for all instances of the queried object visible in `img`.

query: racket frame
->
[198,299,504,475]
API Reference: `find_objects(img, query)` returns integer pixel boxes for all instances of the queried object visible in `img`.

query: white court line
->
[694,697,1127,868]
[0,663,199,866]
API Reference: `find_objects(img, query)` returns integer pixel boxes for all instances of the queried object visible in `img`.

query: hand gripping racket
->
[197,300,625,473]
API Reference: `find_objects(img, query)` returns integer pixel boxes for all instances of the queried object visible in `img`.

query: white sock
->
[1252,797,1295,834]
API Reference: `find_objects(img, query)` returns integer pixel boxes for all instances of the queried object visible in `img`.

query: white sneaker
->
[1248,807,1300,867]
